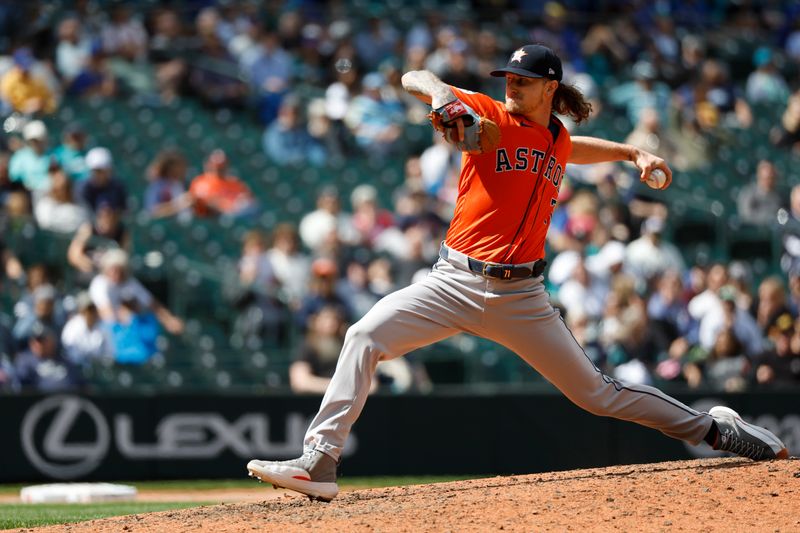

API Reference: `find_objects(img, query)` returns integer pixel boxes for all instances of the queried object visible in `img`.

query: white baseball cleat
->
[709,406,789,460]
[247,449,339,502]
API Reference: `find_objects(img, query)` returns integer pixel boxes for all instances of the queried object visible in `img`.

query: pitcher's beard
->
[505,99,523,114]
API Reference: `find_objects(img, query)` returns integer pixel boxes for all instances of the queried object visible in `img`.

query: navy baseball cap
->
[490,44,563,82]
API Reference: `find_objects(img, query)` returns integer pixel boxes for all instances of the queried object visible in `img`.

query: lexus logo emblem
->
[21,395,110,479]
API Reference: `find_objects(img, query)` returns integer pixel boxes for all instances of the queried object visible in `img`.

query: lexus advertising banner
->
[2,392,798,482]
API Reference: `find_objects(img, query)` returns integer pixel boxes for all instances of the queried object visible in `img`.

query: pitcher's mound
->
[25,458,800,533]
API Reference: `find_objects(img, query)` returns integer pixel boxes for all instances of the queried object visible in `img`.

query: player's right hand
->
[429,100,501,154]
[430,99,474,140]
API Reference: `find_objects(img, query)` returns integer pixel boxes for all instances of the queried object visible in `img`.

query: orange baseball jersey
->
[189,173,252,216]
[443,86,572,264]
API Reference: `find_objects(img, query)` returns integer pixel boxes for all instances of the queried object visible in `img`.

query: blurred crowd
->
[0,1,799,394]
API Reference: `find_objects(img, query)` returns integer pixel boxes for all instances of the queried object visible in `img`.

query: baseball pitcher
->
[247,44,788,502]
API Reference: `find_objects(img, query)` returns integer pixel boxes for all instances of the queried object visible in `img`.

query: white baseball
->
[646,168,667,189]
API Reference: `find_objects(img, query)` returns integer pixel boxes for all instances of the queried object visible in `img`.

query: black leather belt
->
[439,245,547,280]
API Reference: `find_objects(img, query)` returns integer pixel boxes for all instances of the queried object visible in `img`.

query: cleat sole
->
[246,461,337,502]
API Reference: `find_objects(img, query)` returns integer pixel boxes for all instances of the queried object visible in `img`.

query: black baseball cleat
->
[709,406,789,460]
[247,449,339,502]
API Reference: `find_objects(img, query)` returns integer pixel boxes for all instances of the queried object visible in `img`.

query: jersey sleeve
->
[449,86,505,122]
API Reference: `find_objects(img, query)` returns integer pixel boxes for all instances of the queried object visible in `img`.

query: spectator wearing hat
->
[344,72,405,156]
[625,216,685,282]
[587,240,627,279]
[14,321,85,393]
[262,94,326,167]
[187,149,257,219]
[88,249,184,335]
[0,48,57,115]
[8,120,53,194]
[746,46,790,105]
[52,124,89,181]
[61,291,112,366]
[753,312,800,387]
[79,147,128,213]
[737,160,783,226]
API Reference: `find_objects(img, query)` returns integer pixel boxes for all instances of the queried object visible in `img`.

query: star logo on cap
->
[511,49,527,63]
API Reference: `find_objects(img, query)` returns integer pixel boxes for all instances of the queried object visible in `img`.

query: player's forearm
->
[568,136,638,165]
[401,70,455,108]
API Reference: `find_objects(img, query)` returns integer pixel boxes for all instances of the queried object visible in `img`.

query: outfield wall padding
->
[2,392,798,482]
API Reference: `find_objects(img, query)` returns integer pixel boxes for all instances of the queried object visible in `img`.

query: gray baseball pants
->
[304,249,713,460]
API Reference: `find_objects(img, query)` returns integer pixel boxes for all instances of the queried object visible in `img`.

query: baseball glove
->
[429,100,501,154]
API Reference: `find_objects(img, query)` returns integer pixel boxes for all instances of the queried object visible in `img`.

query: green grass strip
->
[0,475,487,495]
[0,501,207,529]
[0,475,490,529]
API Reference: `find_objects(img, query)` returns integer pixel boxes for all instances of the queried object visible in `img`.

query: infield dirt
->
[12,457,800,532]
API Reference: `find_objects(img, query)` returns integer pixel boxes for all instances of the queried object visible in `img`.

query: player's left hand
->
[633,149,672,189]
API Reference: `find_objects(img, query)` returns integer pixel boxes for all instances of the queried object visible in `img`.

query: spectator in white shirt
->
[625,216,686,281]
[89,249,183,334]
[265,223,310,309]
[34,167,91,233]
[299,186,357,252]
[61,292,112,366]
[698,285,764,356]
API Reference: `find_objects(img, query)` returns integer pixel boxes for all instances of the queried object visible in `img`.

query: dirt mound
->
[19,458,800,533]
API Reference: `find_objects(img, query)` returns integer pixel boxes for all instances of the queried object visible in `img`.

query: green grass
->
[0,475,483,495]
[0,501,208,530]
[0,476,487,529]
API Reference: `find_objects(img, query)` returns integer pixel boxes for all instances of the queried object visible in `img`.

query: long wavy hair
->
[552,83,593,124]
